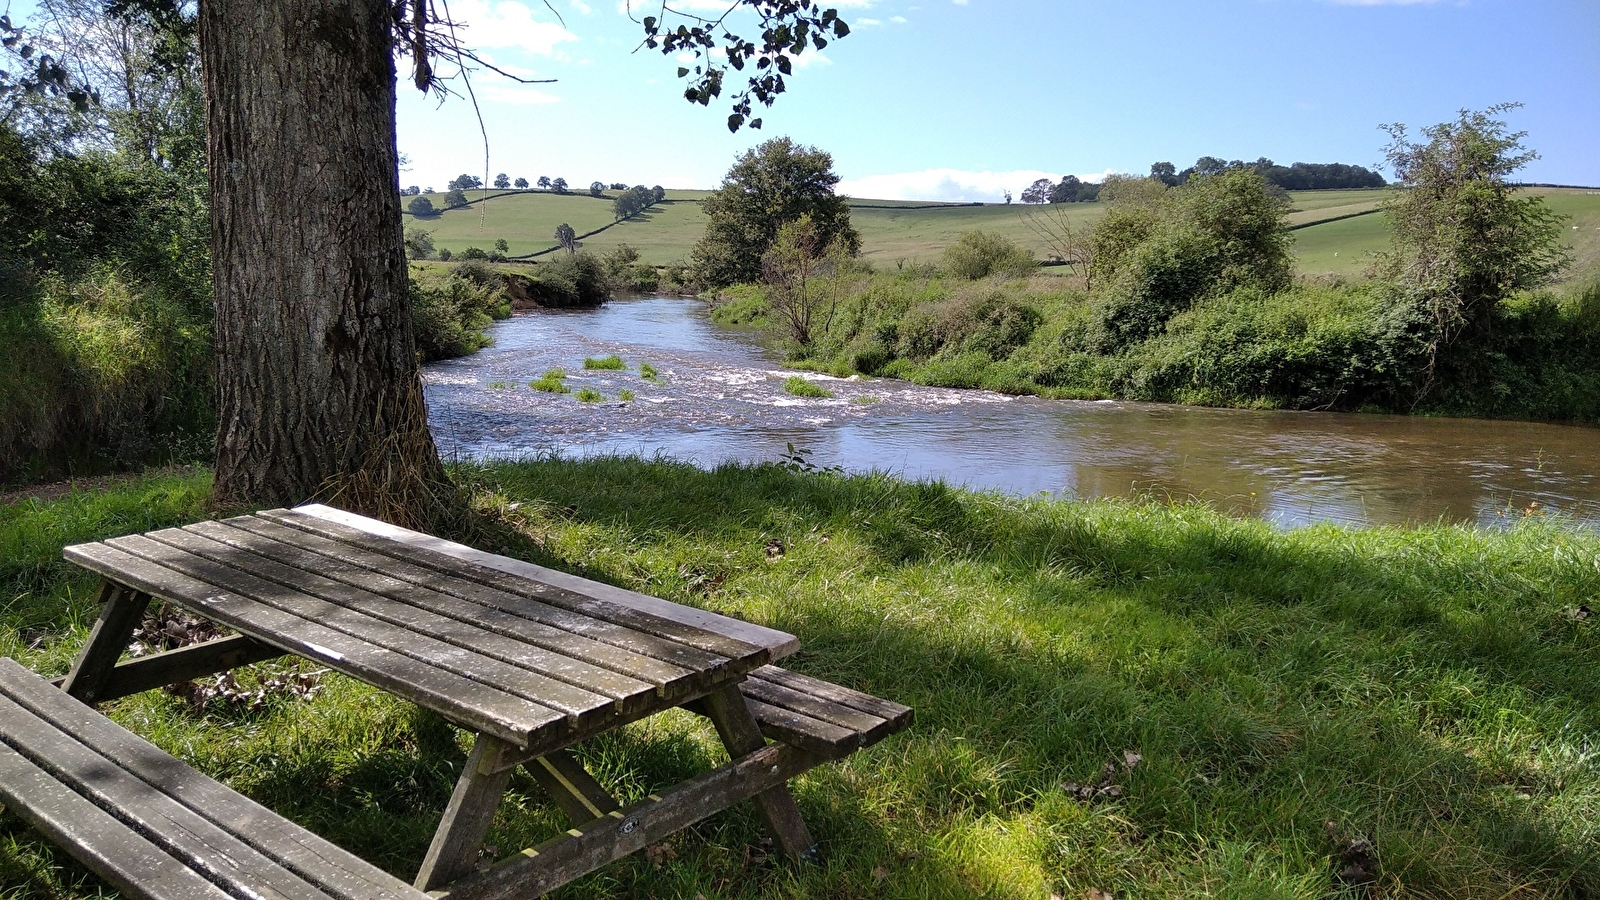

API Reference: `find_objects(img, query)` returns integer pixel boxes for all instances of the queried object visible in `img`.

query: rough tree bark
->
[201,0,455,526]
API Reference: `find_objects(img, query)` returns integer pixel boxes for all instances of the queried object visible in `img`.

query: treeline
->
[1021,157,1385,206]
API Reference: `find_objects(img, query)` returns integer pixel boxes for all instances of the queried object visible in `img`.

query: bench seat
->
[738,665,912,756]
[0,657,428,900]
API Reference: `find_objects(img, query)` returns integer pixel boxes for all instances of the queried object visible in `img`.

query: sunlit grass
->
[4,460,1599,898]
[783,376,834,399]
[575,387,604,403]
[529,368,570,393]
[583,355,627,371]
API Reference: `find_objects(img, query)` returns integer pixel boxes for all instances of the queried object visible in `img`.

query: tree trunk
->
[202,0,456,527]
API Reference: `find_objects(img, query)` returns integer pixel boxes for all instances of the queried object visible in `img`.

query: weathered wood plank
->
[524,749,621,826]
[261,509,772,667]
[60,580,150,704]
[441,743,827,900]
[0,659,428,900]
[741,696,859,755]
[739,677,892,746]
[0,691,337,900]
[749,666,913,729]
[64,541,554,747]
[700,684,816,860]
[179,521,662,711]
[414,735,517,892]
[0,738,233,900]
[232,515,732,682]
[111,532,612,726]
[144,526,641,721]
[288,503,799,658]
[231,516,730,687]
[50,634,285,701]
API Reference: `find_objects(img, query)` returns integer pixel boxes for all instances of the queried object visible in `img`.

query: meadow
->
[401,187,1600,282]
[3,461,1599,898]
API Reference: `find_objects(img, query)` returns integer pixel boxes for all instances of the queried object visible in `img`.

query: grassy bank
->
[718,270,1600,420]
[4,459,1599,897]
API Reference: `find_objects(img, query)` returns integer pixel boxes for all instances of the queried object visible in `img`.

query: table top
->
[62,505,798,755]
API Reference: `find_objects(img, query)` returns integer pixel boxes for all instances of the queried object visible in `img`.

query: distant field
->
[403,186,1600,282]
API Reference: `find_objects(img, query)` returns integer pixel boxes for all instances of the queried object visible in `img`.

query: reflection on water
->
[424,297,1600,529]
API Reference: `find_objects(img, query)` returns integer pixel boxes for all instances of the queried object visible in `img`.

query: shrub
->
[618,389,636,402]
[537,251,609,307]
[409,266,511,361]
[460,246,489,260]
[640,362,661,381]
[443,188,468,208]
[437,248,452,261]
[583,354,626,370]
[941,230,1036,280]
[575,387,604,402]
[783,375,834,398]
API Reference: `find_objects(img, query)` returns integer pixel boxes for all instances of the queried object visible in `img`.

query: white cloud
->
[839,169,1049,202]
[446,0,579,54]
[839,168,1121,202]
[569,0,591,12]
[790,52,832,68]
[952,0,968,5]
[857,17,881,25]
[891,15,908,23]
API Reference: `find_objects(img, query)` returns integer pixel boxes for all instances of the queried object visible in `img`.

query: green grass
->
[583,355,627,371]
[529,368,569,393]
[3,461,1599,897]
[639,362,661,382]
[783,376,835,399]
[485,380,510,390]
[401,188,1600,282]
[618,389,636,402]
[574,387,604,403]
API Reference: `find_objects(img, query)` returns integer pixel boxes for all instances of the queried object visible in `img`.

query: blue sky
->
[392,0,1599,199]
[13,0,1598,199]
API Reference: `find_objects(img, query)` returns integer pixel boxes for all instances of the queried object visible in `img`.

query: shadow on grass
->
[455,454,1600,896]
[3,460,1598,897]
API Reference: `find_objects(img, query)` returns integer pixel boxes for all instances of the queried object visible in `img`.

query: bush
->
[941,230,1036,280]
[409,266,511,361]
[575,387,604,402]
[537,251,609,307]
[460,246,488,260]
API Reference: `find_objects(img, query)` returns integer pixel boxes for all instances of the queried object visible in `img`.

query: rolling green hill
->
[402,187,1600,282]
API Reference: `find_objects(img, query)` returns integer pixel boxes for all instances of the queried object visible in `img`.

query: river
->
[422,297,1600,530]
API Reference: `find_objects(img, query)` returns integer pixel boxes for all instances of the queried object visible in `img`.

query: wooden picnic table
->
[39,503,910,897]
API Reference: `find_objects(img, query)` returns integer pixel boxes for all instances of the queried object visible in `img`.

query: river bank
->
[423,297,1600,529]
[714,269,1600,423]
[2,459,1597,897]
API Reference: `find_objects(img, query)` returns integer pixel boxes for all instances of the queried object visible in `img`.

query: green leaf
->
[677,66,688,77]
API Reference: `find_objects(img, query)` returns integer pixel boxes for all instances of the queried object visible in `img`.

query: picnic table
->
[0,504,910,899]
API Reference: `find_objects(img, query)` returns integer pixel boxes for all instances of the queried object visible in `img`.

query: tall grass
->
[3,460,1598,897]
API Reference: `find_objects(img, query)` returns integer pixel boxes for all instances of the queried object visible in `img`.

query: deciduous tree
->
[554,222,576,252]
[692,136,859,288]
[1376,103,1569,351]
[513,176,528,188]
[493,172,509,188]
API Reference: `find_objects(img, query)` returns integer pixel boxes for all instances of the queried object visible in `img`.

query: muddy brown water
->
[423,297,1600,530]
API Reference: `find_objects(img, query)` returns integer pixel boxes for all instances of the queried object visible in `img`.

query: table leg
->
[61,581,151,704]
[701,683,818,861]
[415,733,517,892]
[526,749,622,825]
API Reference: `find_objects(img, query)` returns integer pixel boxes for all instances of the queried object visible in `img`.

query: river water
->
[423,297,1600,530]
